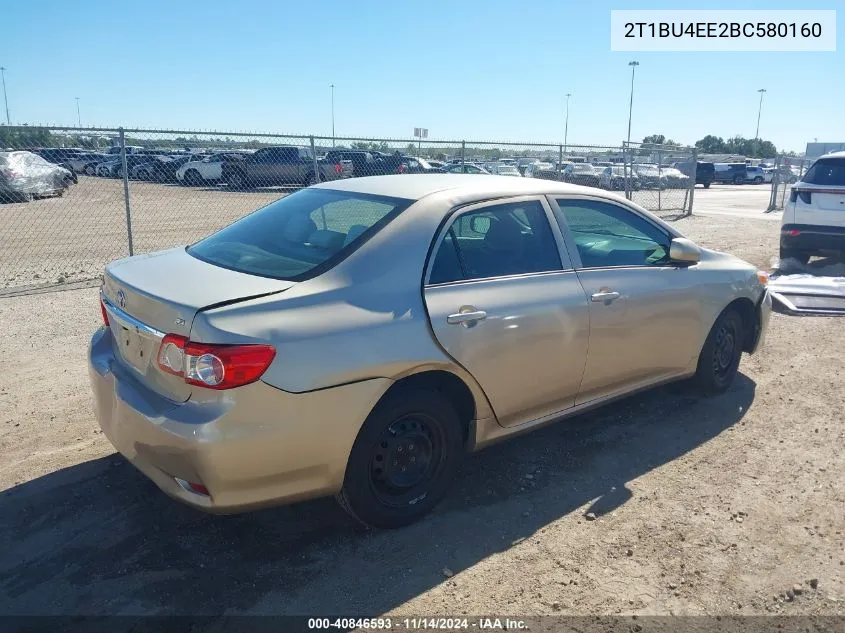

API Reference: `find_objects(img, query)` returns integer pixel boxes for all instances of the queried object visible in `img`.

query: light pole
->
[626,61,639,147]
[75,97,81,127]
[754,88,766,158]
[754,88,766,140]
[0,66,10,125]
[564,93,571,154]
[330,84,335,147]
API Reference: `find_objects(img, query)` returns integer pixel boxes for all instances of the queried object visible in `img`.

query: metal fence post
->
[687,147,696,216]
[767,154,780,212]
[119,128,134,256]
[657,148,663,212]
[558,144,563,180]
[623,142,631,200]
[460,141,465,168]
[309,136,320,184]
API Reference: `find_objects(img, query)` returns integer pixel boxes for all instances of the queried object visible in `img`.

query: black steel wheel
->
[337,388,464,529]
[694,308,744,395]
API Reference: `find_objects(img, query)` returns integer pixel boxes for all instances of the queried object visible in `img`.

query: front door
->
[423,197,590,427]
[551,197,702,405]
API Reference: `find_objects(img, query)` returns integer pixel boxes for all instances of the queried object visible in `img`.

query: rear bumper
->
[88,326,390,513]
[780,224,845,253]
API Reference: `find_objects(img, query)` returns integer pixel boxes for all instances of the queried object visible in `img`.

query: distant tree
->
[695,135,727,154]
[641,134,666,145]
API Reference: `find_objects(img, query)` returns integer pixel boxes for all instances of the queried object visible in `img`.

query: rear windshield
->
[187,188,412,281]
[803,158,845,186]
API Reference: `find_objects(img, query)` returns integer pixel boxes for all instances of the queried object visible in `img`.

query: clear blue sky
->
[2,1,842,151]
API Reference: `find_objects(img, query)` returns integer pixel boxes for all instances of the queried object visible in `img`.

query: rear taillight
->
[157,335,276,390]
[100,298,110,326]
[790,190,798,203]
[398,164,407,174]
[798,190,812,204]
[783,228,801,237]
[334,163,343,174]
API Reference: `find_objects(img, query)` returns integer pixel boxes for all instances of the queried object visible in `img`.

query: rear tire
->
[753,176,763,184]
[227,170,247,189]
[337,388,464,529]
[703,182,711,189]
[693,309,744,396]
[733,175,743,185]
[137,169,150,181]
[779,247,810,265]
[184,169,202,187]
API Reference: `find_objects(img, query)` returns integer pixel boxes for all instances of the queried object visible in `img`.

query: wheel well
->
[724,298,757,353]
[380,371,475,443]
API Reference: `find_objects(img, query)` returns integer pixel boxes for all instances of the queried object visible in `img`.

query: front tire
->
[693,309,744,396]
[337,389,464,529]
[753,176,763,184]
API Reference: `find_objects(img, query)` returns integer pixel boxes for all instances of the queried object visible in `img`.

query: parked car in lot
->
[145,154,203,182]
[444,163,490,174]
[599,165,640,191]
[661,167,692,189]
[398,157,445,174]
[713,163,749,185]
[780,152,845,263]
[222,146,342,188]
[105,145,145,156]
[0,151,74,202]
[90,174,771,528]
[674,161,715,188]
[562,163,601,188]
[97,154,158,178]
[634,165,667,189]
[176,153,249,186]
[321,150,374,178]
[522,162,557,179]
[745,166,768,184]
[485,163,522,176]
[68,153,109,175]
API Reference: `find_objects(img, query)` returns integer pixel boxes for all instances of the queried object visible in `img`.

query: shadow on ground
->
[0,376,755,616]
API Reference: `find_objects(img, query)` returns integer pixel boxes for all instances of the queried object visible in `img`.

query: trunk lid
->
[792,185,845,228]
[102,246,293,401]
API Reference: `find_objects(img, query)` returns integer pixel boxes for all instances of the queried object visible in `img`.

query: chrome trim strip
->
[101,292,166,339]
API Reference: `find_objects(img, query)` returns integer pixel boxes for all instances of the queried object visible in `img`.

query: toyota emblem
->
[116,290,126,309]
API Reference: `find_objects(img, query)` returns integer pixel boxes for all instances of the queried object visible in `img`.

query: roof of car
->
[313,173,602,200]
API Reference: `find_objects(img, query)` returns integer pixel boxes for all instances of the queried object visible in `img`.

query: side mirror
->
[669,237,701,264]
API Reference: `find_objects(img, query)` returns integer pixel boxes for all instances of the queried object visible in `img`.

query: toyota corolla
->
[89,175,770,528]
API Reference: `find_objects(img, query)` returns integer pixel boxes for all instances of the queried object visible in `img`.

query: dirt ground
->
[0,206,843,620]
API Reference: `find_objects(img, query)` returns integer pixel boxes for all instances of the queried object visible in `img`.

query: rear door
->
[423,196,590,427]
[550,196,701,405]
[793,158,845,227]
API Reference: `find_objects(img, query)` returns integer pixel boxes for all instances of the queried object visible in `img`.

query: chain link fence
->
[0,126,697,294]
[766,154,809,212]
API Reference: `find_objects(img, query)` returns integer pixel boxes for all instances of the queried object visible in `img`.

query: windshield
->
[497,166,520,175]
[572,164,594,173]
[188,188,412,281]
[802,158,845,186]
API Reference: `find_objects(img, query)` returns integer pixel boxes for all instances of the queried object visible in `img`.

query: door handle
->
[447,310,487,326]
[591,291,620,303]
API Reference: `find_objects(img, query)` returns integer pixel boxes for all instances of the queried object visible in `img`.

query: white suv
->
[780,152,845,263]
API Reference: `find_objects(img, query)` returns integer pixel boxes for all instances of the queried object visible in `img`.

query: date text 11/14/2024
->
[307,617,529,630]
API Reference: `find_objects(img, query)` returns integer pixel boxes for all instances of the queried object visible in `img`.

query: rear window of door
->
[803,158,845,186]
[556,199,671,268]
[428,200,562,284]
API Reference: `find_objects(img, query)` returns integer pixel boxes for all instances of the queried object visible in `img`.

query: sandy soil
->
[0,206,843,620]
